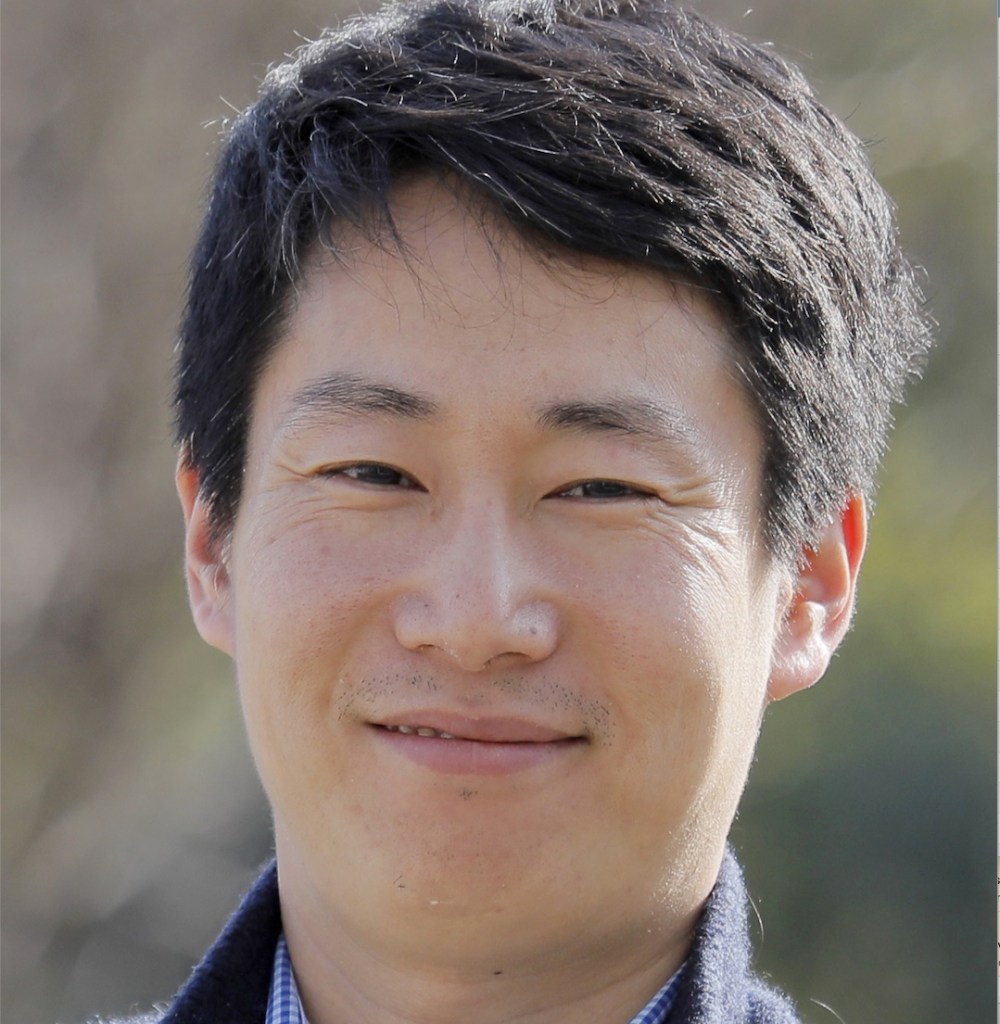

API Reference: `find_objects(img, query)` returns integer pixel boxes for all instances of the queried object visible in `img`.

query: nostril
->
[392,589,559,670]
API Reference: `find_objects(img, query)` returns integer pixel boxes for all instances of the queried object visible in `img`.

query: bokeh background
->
[2,1,994,1022]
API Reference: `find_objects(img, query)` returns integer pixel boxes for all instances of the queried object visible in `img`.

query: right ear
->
[176,460,236,657]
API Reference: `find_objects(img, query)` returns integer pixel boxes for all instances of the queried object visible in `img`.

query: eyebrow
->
[281,373,703,456]
[282,373,439,430]
[536,399,704,455]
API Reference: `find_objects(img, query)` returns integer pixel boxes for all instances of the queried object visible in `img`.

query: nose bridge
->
[447,498,519,611]
[393,497,557,670]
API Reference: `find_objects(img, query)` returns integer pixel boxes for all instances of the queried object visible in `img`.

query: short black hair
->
[176,0,931,563]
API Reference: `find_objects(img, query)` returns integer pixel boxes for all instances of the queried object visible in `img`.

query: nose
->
[392,505,559,672]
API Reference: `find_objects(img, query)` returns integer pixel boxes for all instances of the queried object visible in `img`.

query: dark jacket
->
[104,849,801,1023]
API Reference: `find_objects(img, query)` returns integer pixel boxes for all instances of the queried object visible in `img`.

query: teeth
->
[384,724,457,739]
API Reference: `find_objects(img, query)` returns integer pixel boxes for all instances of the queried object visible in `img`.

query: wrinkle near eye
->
[555,480,653,500]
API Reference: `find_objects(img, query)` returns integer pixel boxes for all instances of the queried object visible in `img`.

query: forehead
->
[286,177,742,377]
[250,177,760,470]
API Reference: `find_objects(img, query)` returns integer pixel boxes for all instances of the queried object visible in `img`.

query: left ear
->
[767,494,867,702]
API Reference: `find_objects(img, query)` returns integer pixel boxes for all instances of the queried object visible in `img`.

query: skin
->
[178,179,865,1024]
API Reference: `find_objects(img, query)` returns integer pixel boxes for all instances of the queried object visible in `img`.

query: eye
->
[553,480,652,500]
[322,462,421,489]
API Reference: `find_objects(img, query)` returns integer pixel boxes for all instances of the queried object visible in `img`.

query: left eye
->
[554,480,651,500]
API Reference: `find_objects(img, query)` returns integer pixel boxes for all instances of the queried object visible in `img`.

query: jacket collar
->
[158,849,800,1024]
[160,861,279,1024]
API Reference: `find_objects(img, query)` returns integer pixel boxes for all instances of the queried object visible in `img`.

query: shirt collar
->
[267,935,306,1024]
[267,932,685,1024]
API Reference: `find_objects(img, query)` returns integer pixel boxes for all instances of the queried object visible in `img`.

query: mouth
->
[369,713,586,775]
[381,724,461,739]
[373,712,581,743]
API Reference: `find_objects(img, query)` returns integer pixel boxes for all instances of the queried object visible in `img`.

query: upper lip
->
[371,710,580,743]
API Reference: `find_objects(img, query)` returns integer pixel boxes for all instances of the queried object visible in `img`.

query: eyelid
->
[551,479,657,500]
[317,461,425,490]
[313,465,654,500]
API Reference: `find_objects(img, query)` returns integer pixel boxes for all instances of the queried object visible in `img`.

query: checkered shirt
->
[266,931,685,1024]
[267,935,303,1024]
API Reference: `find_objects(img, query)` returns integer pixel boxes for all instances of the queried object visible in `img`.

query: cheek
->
[227,510,407,790]
[584,539,775,812]
[233,500,411,646]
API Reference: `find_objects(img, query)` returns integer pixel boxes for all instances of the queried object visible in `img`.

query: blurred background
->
[2,1,994,1021]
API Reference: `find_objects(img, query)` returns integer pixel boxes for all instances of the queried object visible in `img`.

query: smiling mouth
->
[372,714,582,744]
[382,724,460,739]
[370,717,585,774]
[378,723,581,743]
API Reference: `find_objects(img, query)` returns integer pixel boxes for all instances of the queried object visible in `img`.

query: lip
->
[369,711,586,776]
[374,710,577,743]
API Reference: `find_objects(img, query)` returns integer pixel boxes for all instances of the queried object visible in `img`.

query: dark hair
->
[176,0,931,562]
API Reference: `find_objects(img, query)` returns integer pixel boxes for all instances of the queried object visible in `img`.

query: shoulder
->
[102,861,280,1024]
[745,980,802,1024]
[667,850,803,1024]
[84,1013,163,1024]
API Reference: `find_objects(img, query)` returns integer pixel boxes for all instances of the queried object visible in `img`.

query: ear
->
[767,494,867,702]
[176,459,236,657]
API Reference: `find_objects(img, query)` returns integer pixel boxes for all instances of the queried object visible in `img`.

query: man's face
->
[187,181,804,967]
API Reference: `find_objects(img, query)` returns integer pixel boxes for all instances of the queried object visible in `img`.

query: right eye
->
[320,462,421,489]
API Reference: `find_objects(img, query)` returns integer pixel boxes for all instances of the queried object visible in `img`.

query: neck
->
[278,863,695,1024]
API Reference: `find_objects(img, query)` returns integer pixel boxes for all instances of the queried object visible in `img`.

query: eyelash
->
[322,463,423,489]
[321,463,653,501]
[553,480,653,501]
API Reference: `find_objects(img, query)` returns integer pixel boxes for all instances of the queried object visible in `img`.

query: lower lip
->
[370,727,584,776]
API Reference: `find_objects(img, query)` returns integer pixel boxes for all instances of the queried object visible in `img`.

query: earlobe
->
[176,460,236,657]
[767,495,867,702]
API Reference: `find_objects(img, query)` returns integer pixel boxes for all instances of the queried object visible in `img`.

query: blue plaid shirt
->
[267,932,684,1024]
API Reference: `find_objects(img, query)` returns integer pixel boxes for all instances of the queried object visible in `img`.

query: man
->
[125,0,930,1020]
